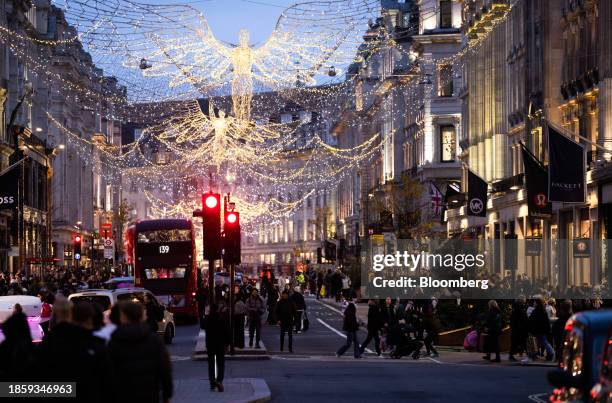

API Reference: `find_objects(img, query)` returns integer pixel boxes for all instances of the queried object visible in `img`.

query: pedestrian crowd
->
[0,267,118,299]
[0,296,173,403]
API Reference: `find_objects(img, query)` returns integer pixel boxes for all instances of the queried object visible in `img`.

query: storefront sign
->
[548,125,586,203]
[573,238,591,258]
[0,168,18,210]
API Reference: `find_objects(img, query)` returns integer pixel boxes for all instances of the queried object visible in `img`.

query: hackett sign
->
[548,125,586,203]
[0,168,18,210]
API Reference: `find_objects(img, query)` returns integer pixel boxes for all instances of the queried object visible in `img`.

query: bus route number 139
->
[159,245,170,254]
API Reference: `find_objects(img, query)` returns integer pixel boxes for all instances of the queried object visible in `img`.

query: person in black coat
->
[551,299,573,361]
[483,300,502,362]
[422,303,440,357]
[290,287,306,333]
[509,298,528,361]
[359,299,382,356]
[275,290,297,352]
[381,297,397,329]
[108,301,173,403]
[528,297,555,360]
[0,309,36,381]
[204,304,230,392]
[37,302,114,403]
[336,302,361,358]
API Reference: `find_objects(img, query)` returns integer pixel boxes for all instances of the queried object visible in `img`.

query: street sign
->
[101,223,112,239]
[103,238,114,259]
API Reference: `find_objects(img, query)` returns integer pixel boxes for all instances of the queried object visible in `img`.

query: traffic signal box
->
[202,192,221,260]
[223,211,241,265]
[73,233,82,261]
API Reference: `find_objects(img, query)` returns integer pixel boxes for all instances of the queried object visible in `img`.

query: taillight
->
[564,319,573,332]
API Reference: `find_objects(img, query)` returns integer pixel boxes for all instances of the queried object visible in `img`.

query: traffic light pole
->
[208,258,215,309]
[229,262,235,356]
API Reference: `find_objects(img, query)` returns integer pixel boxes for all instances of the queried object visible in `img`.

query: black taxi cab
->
[548,310,612,402]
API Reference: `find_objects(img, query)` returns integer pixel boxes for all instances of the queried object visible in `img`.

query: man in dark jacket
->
[275,290,297,352]
[509,298,528,361]
[37,301,114,403]
[204,304,230,392]
[336,302,361,358]
[246,288,265,348]
[109,301,173,403]
[359,300,382,356]
[290,287,306,333]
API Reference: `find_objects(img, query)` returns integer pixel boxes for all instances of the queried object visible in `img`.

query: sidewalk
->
[194,330,271,360]
[173,378,271,403]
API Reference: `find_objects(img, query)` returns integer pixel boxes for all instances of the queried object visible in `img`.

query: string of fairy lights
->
[0,0,520,231]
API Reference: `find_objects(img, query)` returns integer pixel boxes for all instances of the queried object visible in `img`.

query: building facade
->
[0,0,125,273]
[445,0,612,291]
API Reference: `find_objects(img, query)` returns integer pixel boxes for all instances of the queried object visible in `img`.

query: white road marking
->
[527,393,548,403]
[427,357,442,364]
[316,318,374,354]
[170,355,191,362]
[315,300,345,315]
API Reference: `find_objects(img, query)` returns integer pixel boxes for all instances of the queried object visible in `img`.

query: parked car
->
[590,326,612,402]
[68,287,175,344]
[548,310,612,402]
[0,295,45,343]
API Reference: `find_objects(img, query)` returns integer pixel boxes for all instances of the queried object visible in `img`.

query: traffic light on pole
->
[223,210,241,265]
[73,233,82,261]
[202,192,221,260]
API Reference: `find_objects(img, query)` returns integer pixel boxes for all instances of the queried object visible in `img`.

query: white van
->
[0,295,45,343]
[68,287,175,344]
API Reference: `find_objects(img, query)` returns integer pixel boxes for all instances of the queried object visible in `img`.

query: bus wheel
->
[164,324,174,345]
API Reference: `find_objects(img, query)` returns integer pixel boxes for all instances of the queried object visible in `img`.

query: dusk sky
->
[181,0,299,45]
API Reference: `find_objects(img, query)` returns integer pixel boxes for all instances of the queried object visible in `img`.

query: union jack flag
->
[429,183,443,216]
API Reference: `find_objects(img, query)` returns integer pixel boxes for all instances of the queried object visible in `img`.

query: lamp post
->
[7,82,33,274]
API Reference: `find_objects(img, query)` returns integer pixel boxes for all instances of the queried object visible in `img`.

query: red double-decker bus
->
[124,219,198,318]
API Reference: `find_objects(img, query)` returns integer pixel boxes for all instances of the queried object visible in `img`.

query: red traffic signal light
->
[75,235,81,243]
[226,212,238,224]
[204,194,218,209]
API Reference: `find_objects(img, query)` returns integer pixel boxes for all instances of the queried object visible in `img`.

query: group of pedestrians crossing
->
[336,298,440,359]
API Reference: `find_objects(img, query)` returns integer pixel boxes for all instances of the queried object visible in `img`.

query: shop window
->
[438,64,453,97]
[440,125,456,162]
[439,0,452,28]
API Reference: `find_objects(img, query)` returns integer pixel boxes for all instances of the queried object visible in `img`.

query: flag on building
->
[467,170,487,217]
[548,124,586,203]
[429,182,443,216]
[520,143,551,219]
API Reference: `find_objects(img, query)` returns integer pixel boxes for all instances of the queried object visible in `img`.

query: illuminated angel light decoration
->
[1,0,398,226]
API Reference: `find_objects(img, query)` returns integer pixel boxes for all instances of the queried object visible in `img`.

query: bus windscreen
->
[137,229,191,243]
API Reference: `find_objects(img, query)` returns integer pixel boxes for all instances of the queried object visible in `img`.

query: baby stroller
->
[388,323,423,359]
